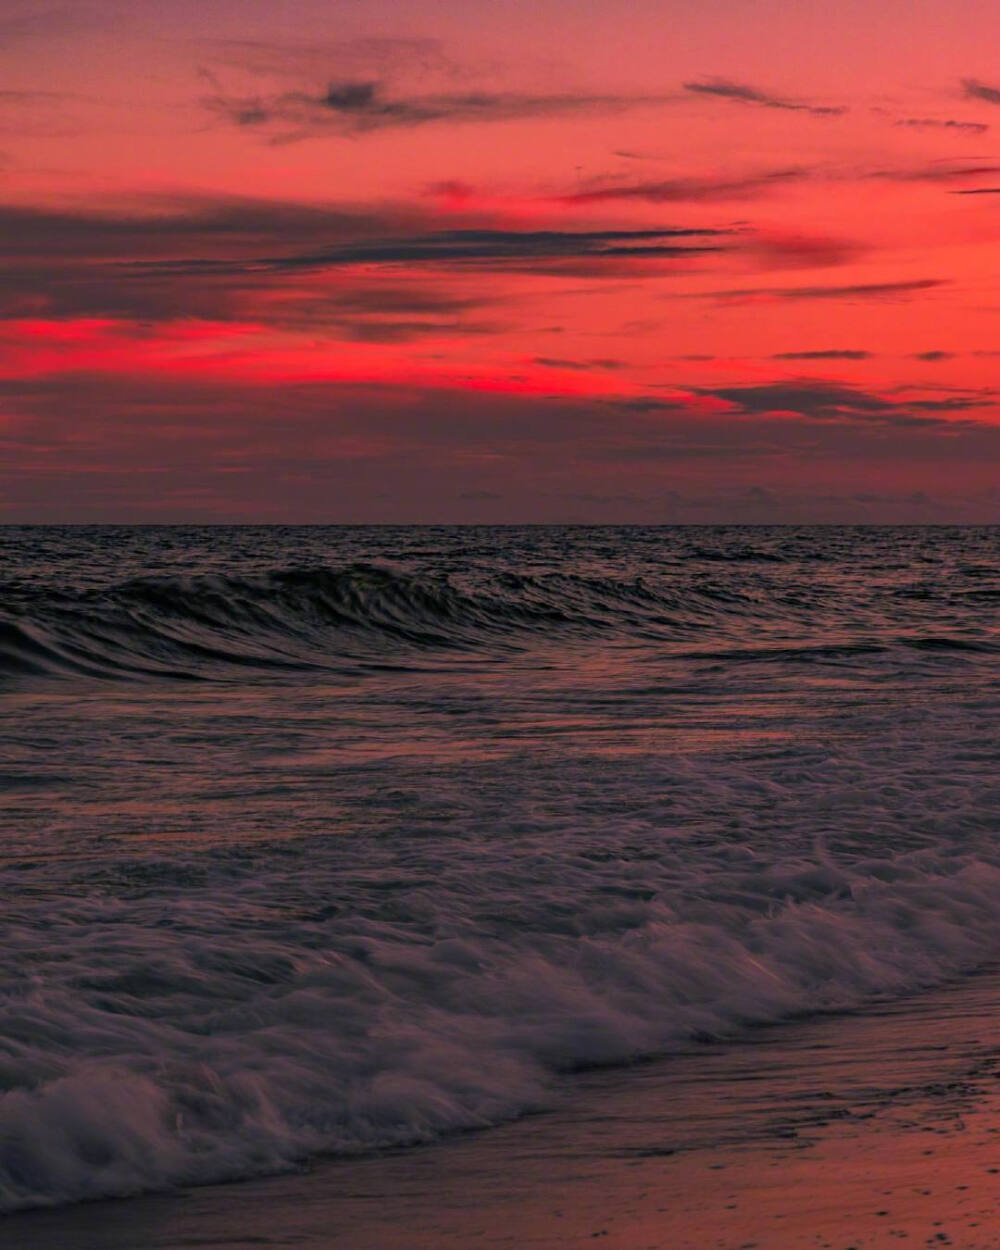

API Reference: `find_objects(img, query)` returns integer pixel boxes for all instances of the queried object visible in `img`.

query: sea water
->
[1,525,998,1211]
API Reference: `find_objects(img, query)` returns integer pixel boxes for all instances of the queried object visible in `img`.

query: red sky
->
[1,0,998,522]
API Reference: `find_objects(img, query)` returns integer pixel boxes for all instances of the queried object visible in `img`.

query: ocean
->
[1,524,998,1215]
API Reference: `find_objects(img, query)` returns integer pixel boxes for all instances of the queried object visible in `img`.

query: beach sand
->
[8,973,999,1250]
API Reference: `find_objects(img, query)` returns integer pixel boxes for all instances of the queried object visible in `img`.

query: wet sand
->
[8,973,999,1250]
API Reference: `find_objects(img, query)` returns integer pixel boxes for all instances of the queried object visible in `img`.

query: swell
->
[1,563,994,683]
[0,566,562,682]
[0,564,729,682]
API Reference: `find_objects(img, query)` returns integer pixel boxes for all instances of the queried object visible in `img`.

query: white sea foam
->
[3,837,999,1212]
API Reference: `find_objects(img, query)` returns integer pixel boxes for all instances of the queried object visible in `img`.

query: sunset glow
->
[1,0,998,520]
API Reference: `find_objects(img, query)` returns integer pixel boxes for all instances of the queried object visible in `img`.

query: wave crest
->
[2,846,998,1211]
[0,564,708,682]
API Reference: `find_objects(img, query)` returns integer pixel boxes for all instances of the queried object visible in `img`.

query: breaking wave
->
[3,838,999,1212]
[1,560,994,683]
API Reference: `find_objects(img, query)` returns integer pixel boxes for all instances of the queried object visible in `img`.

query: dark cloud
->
[711,382,897,416]
[557,168,807,205]
[280,226,726,268]
[531,357,624,371]
[772,350,872,360]
[868,162,1000,183]
[0,196,423,323]
[552,161,1000,215]
[0,197,530,336]
[678,279,945,303]
[901,395,994,413]
[0,195,730,330]
[131,226,729,281]
[3,374,996,523]
[265,283,503,340]
[912,351,955,361]
[327,317,501,343]
[0,197,383,260]
[618,379,990,428]
[683,77,846,117]
[950,186,1000,195]
[206,79,675,137]
[962,79,1000,106]
[894,117,990,135]
[0,270,498,342]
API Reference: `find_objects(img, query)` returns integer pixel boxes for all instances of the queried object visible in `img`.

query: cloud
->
[4,374,996,523]
[556,168,807,205]
[0,196,416,323]
[131,226,730,281]
[962,78,1000,106]
[894,116,990,136]
[912,350,955,361]
[205,79,676,137]
[950,187,1000,195]
[677,279,945,303]
[0,196,382,260]
[868,162,1000,184]
[551,161,999,215]
[322,317,501,343]
[618,379,991,427]
[707,381,887,418]
[0,196,506,340]
[0,196,736,345]
[531,357,624,371]
[682,77,846,117]
[772,350,872,360]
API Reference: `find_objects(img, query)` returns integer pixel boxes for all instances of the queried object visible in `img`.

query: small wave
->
[902,635,998,653]
[687,545,788,563]
[675,641,889,664]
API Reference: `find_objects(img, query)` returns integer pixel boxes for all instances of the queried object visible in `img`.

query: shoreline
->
[7,971,999,1249]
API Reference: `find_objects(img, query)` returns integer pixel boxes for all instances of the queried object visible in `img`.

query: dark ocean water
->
[1,525,998,1212]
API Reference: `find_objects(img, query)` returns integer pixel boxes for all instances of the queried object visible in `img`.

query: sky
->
[0,0,998,522]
